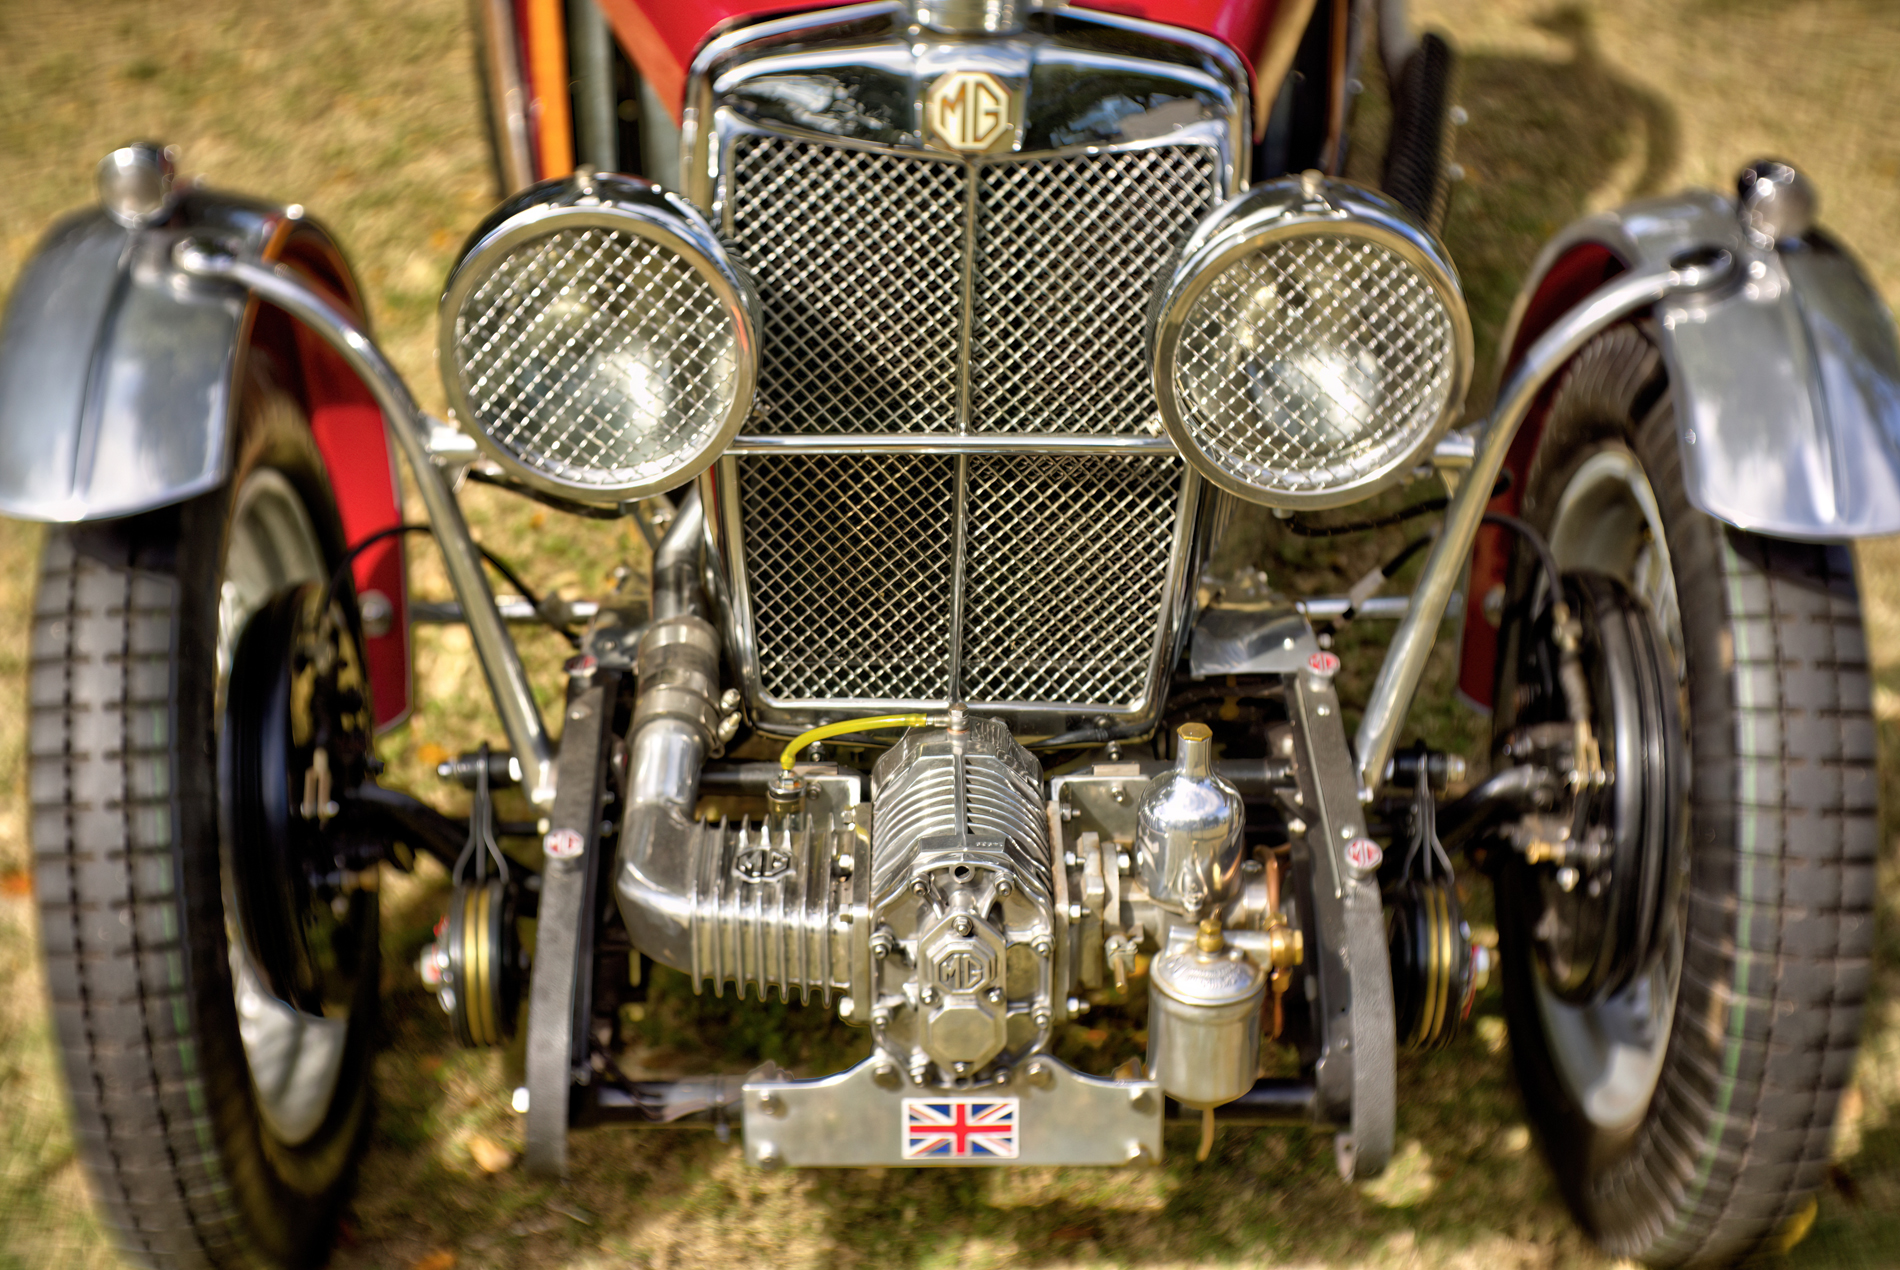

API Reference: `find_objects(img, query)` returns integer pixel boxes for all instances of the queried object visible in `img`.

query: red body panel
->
[293,324,412,731]
[274,234,412,731]
[599,0,1279,122]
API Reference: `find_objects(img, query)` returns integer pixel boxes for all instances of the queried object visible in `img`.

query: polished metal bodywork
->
[1498,189,1900,540]
[0,195,299,522]
[1149,174,1474,509]
[682,1,1250,734]
[742,1053,1161,1167]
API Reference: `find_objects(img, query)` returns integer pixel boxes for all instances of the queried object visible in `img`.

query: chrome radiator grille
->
[730,139,966,434]
[739,453,1183,708]
[721,131,1220,716]
[740,453,958,703]
[970,150,1219,434]
[958,454,1183,705]
[730,137,1219,435]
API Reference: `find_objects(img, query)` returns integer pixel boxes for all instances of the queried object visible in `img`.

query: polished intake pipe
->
[611,492,853,999]
[612,490,721,971]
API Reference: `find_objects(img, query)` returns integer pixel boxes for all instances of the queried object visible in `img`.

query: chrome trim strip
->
[726,433,1178,454]
[685,2,908,208]
[177,244,559,805]
[946,452,971,703]
[1354,252,1734,799]
[686,4,1250,212]
[955,142,982,431]
[711,457,766,708]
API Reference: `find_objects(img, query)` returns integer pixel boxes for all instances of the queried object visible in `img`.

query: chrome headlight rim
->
[438,175,759,506]
[1151,179,1474,511]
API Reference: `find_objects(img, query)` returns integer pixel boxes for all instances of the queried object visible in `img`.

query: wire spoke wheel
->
[220,480,378,1145]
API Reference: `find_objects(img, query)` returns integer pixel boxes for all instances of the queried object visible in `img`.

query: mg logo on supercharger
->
[927,70,1013,153]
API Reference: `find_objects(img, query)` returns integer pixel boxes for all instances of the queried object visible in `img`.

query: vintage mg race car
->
[6,0,1896,1265]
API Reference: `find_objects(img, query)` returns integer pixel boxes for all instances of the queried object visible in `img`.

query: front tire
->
[1493,325,1875,1266]
[31,367,375,1267]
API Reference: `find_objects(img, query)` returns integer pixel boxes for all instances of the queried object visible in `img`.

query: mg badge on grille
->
[926,71,1014,154]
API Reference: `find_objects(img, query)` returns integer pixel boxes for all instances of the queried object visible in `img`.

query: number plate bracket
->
[742,1055,1161,1168]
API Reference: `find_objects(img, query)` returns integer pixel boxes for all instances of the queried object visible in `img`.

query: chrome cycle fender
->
[0,168,420,728]
[0,187,347,522]
[1498,182,1900,541]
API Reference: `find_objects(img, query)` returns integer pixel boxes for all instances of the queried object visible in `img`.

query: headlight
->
[1150,175,1472,509]
[440,173,758,504]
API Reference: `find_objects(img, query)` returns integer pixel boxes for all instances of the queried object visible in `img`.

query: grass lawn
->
[0,0,1894,1266]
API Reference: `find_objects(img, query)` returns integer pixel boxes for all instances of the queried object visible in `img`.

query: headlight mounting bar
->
[1354,249,1736,800]
[174,240,559,806]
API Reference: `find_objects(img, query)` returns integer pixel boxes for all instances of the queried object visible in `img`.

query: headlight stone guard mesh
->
[1170,233,1458,499]
[453,225,740,494]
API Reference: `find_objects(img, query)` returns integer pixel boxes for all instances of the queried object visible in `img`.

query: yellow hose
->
[778,714,929,770]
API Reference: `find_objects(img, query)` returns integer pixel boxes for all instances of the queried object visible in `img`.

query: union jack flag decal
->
[901,1097,1020,1159]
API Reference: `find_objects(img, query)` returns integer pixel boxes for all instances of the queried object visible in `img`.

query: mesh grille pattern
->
[1172,234,1454,496]
[728,134,1215,712]
[739,453,1182,708]
[456,227,737,490]
[731,136,966,434]
[972,149,1218,433]
[741,454,957,703]
[960,455,1182,706]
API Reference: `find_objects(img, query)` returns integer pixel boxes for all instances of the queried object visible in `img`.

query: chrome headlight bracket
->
[1151,174,1473,510]
[439,172,759,505]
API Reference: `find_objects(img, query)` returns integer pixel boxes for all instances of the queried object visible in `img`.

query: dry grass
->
[0,0,1895,1266]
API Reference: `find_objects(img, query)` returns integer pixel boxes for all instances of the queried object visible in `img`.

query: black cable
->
[1379,533,1436,580]
[464,467,627,521]
[1283,472,1511,538]
[321,522,581,647]
[1285,496,1450,538]
[319,523,433,620]
[1029,727,1109,750]
[1482,511,1564,616]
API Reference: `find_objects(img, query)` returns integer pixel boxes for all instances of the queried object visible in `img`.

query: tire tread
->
[32,538,240,1269]
[1505,325,1873,1268]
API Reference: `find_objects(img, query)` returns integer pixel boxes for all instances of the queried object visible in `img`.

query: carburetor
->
[865,709,1057,1086]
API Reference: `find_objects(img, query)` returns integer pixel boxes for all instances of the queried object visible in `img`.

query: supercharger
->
[865,711,1058,1084]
